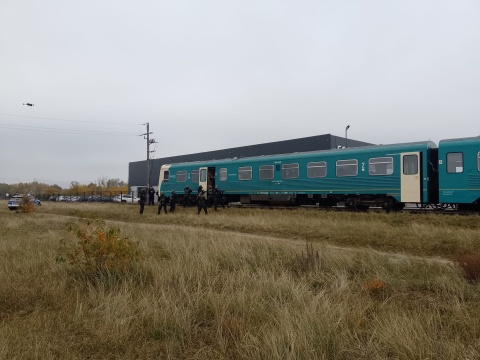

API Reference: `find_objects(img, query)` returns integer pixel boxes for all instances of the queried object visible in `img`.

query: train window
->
[163,170,169,182]
[447,152,463,173]
[219,168,227,181]
[200,168,207,182]
[336,159,358,177]
[369,157,393,176]
[478,152,480,171]
[403,155,418,175]
[238,166,252,181]
[259,165,274,180]
[307,161,327,178]
[192,170,199,183]
[282,163,299,179]
[176,170,187,182]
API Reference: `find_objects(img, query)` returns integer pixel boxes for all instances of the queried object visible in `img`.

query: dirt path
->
[50,212,454,267]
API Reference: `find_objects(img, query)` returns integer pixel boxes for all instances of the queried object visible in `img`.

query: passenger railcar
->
[438,136,480,210]
[158,141,440,211]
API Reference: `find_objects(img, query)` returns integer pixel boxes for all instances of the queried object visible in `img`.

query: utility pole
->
[141,122,156,189]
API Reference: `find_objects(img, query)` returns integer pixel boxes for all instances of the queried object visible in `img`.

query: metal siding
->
[146,140,441,206]
[438,137,480,204]
[169,142,435,199]
[159,163,202,196]
[129,134,374,188]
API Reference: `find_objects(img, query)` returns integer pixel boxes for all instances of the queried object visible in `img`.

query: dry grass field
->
[1,201,480,359]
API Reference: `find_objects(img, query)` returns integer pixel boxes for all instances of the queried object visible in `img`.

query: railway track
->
[226,202,480,216]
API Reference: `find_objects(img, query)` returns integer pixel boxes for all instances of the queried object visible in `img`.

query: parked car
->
[7,194,41,211]
[113,194,140,203]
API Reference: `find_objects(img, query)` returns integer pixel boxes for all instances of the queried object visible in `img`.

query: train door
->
[199,167,208,196]
[401,152,422,202]
[198,167,216,198]
[207,167,216,189]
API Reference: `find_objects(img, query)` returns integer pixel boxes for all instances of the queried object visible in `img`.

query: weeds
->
[18,195,35,213]
[454,252,480,283]
[58,219,143,285]
[363,279,386,300]
[363,279,385,291]
[3,203,480,359]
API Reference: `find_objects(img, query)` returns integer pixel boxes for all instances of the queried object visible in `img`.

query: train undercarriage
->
[226,193,480,213]
[233,193,405,211]
[178,191,480,213]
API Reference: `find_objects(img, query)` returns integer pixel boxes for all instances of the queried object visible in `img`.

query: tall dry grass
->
[26,201,480,257]
[1,202,480,359]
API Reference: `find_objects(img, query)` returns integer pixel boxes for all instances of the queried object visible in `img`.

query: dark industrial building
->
[128,134,374,189]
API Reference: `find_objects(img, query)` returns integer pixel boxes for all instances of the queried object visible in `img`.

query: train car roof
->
[438,136,480,144]
[161,140,437,168]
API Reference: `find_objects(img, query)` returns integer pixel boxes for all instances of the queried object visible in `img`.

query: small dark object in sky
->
[23,103,34,106]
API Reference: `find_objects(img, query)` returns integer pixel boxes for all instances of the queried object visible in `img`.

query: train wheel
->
[381,200,394,213]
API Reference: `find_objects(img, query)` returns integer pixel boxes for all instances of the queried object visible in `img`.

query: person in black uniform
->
[157,191,167,214]
[219,188,225,209]
[197,190,208,215]
[169,191,178,213]
[183,186,192,208]
[139,188,147,214]
[196,185,203,208]
[207,186,214,207]
[148,186,155,206]
[213,187,225,211]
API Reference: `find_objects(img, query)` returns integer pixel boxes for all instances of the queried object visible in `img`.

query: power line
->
[0,113,142,126]
[0,123,139,136]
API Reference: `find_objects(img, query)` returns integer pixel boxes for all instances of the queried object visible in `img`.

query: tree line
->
[0,178,128,200]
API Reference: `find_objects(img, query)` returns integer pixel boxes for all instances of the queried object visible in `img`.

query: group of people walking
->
[138,186,225,215]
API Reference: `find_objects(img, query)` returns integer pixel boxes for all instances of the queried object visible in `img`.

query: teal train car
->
[438,136,480,210]
[159,141,439,211]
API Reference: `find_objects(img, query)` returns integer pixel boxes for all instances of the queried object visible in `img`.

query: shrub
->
[19,195,35,213]
[455,252,480,283]
[58,220,143,284]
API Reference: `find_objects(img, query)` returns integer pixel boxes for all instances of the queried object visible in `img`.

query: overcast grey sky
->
[1,0,479,187]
